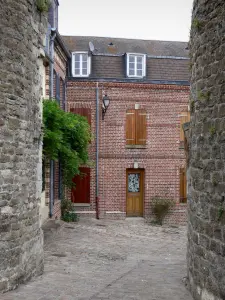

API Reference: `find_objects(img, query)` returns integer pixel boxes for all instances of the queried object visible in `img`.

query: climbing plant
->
[43,100,91,188]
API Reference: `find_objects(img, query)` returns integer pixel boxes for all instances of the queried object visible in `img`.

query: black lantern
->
[102,94,110,120]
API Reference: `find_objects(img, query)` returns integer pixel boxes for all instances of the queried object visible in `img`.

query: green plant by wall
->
[37,0,51,12]
[61,199,79,222]
[43,100,91,188]
[151,198,175,225]
[209,126,216,137]
[192,18,204,31]
[190,99,195,112]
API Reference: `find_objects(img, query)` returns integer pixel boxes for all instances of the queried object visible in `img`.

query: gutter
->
[49,29,57,218]
[95,82,99,219]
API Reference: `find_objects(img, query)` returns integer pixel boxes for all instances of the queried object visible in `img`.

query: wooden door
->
[126,169,144,217]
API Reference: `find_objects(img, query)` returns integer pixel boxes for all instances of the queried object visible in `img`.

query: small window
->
[126,109,147,145]
[72,52,91,77]
[180,109,190,148]
[127,53,146,78]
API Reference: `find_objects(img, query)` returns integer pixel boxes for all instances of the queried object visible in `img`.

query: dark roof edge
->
[67,77,190,86]
[90,52,189,60]
[56,31,71,59]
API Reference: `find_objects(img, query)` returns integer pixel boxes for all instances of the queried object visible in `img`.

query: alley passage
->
[2,219,193,300]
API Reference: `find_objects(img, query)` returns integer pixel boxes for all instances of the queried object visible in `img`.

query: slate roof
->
[62,36,189,58]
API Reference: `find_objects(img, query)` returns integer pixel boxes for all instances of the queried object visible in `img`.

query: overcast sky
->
[59,0,193,42]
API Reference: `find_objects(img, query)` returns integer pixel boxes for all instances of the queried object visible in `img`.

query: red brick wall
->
[66,81,189,224]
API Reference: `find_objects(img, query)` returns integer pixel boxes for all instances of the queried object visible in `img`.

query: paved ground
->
[2,218,193,300]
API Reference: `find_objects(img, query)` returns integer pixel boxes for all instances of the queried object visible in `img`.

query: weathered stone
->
[0,0,47,293]
[188,1,225,299]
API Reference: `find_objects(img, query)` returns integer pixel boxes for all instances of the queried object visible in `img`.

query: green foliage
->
[197,91,210,102]
[190,100,195,112]
[151,198,175,225]
[61,199,79,222]
[192,18,203,31]
[218,207,224,221]
[43,100,91,188]
[37,0,51,12]
[209,126,216,137]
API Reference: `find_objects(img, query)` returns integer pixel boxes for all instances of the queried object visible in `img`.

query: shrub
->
[151,198,175,225]
[37,0,51,12]
[61,199,79,223]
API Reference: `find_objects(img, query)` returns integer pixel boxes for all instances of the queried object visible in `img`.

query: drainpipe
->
[96,83,99,219]
[49,29,56,218]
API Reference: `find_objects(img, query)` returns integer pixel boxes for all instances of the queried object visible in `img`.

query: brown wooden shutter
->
[136,109,147,145]
[70,107,91,126]
[180,111,190,142]
[71,167,90,203]
[179,167,187,203]
[126,109,135,145]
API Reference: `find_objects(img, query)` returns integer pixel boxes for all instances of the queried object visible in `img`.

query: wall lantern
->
[102,94,110,120]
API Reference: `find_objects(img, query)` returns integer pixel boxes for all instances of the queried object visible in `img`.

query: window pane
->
[75,62,80,69]
[82,68,88,75]
[128,174,140,192]
[129,55,135,63]
[82,62,87,69]
[137,56,142,63]
[137,63,143,70]
[82,54,88,62]
[137,69,142,76]
[75,68,80,75]
[129,62,135,69]
[129,69,135,76]
[74,54,80,62]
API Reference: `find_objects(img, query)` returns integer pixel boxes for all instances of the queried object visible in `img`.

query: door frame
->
[126,168,145,217]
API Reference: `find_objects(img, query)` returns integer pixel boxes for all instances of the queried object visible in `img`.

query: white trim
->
[126,53,146,78]
[72,51,91,77]
[106,211,125,214]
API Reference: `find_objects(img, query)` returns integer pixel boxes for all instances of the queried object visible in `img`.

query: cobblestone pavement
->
[2,218,193,300]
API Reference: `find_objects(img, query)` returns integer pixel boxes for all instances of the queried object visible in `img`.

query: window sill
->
[73,203,90,207]
[126,145,147,149]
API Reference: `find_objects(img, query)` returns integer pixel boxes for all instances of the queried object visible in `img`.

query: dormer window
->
[127,53,146,78]
[72,52,91,77]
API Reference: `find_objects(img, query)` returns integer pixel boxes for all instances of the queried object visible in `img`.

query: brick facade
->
[67,81,189,224]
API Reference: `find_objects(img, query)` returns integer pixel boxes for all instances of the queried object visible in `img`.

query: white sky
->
[59,0,193,42]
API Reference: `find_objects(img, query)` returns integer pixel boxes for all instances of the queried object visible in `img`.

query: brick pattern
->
[66,81,189,224]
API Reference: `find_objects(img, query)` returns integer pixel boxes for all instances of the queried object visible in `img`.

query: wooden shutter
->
[70,107,91,126]
[136,109,147,145]
[71,167,90,203]
[126,109,135,145]
[180,168,187,203]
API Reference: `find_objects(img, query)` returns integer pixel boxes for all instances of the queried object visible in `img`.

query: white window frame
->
[72,52,91,77]
[126,53,146,78]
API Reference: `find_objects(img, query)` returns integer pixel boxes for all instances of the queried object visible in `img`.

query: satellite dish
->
[89,41,95,52]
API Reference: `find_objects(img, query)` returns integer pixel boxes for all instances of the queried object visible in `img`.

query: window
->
[72,52,91,77]
[71,167,91,204]
[180,167,187,203]
[126,109,147,145]
[127,53,146,78]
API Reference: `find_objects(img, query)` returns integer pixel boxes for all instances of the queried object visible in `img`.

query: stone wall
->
[0,0,47,292]
[187,1,225,299]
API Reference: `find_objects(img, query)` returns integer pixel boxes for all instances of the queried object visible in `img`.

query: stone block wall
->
[187,1,225,299]
[0,0,47,292]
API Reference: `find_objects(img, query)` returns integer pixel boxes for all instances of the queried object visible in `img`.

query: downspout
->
[49,29,56,218]
[96,82,99,219]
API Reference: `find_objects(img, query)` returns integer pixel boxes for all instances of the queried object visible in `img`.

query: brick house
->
[40,0,70,224]
[60,36,190,224]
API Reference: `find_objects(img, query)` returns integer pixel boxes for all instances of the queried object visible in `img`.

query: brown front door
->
[126,169,144,217]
